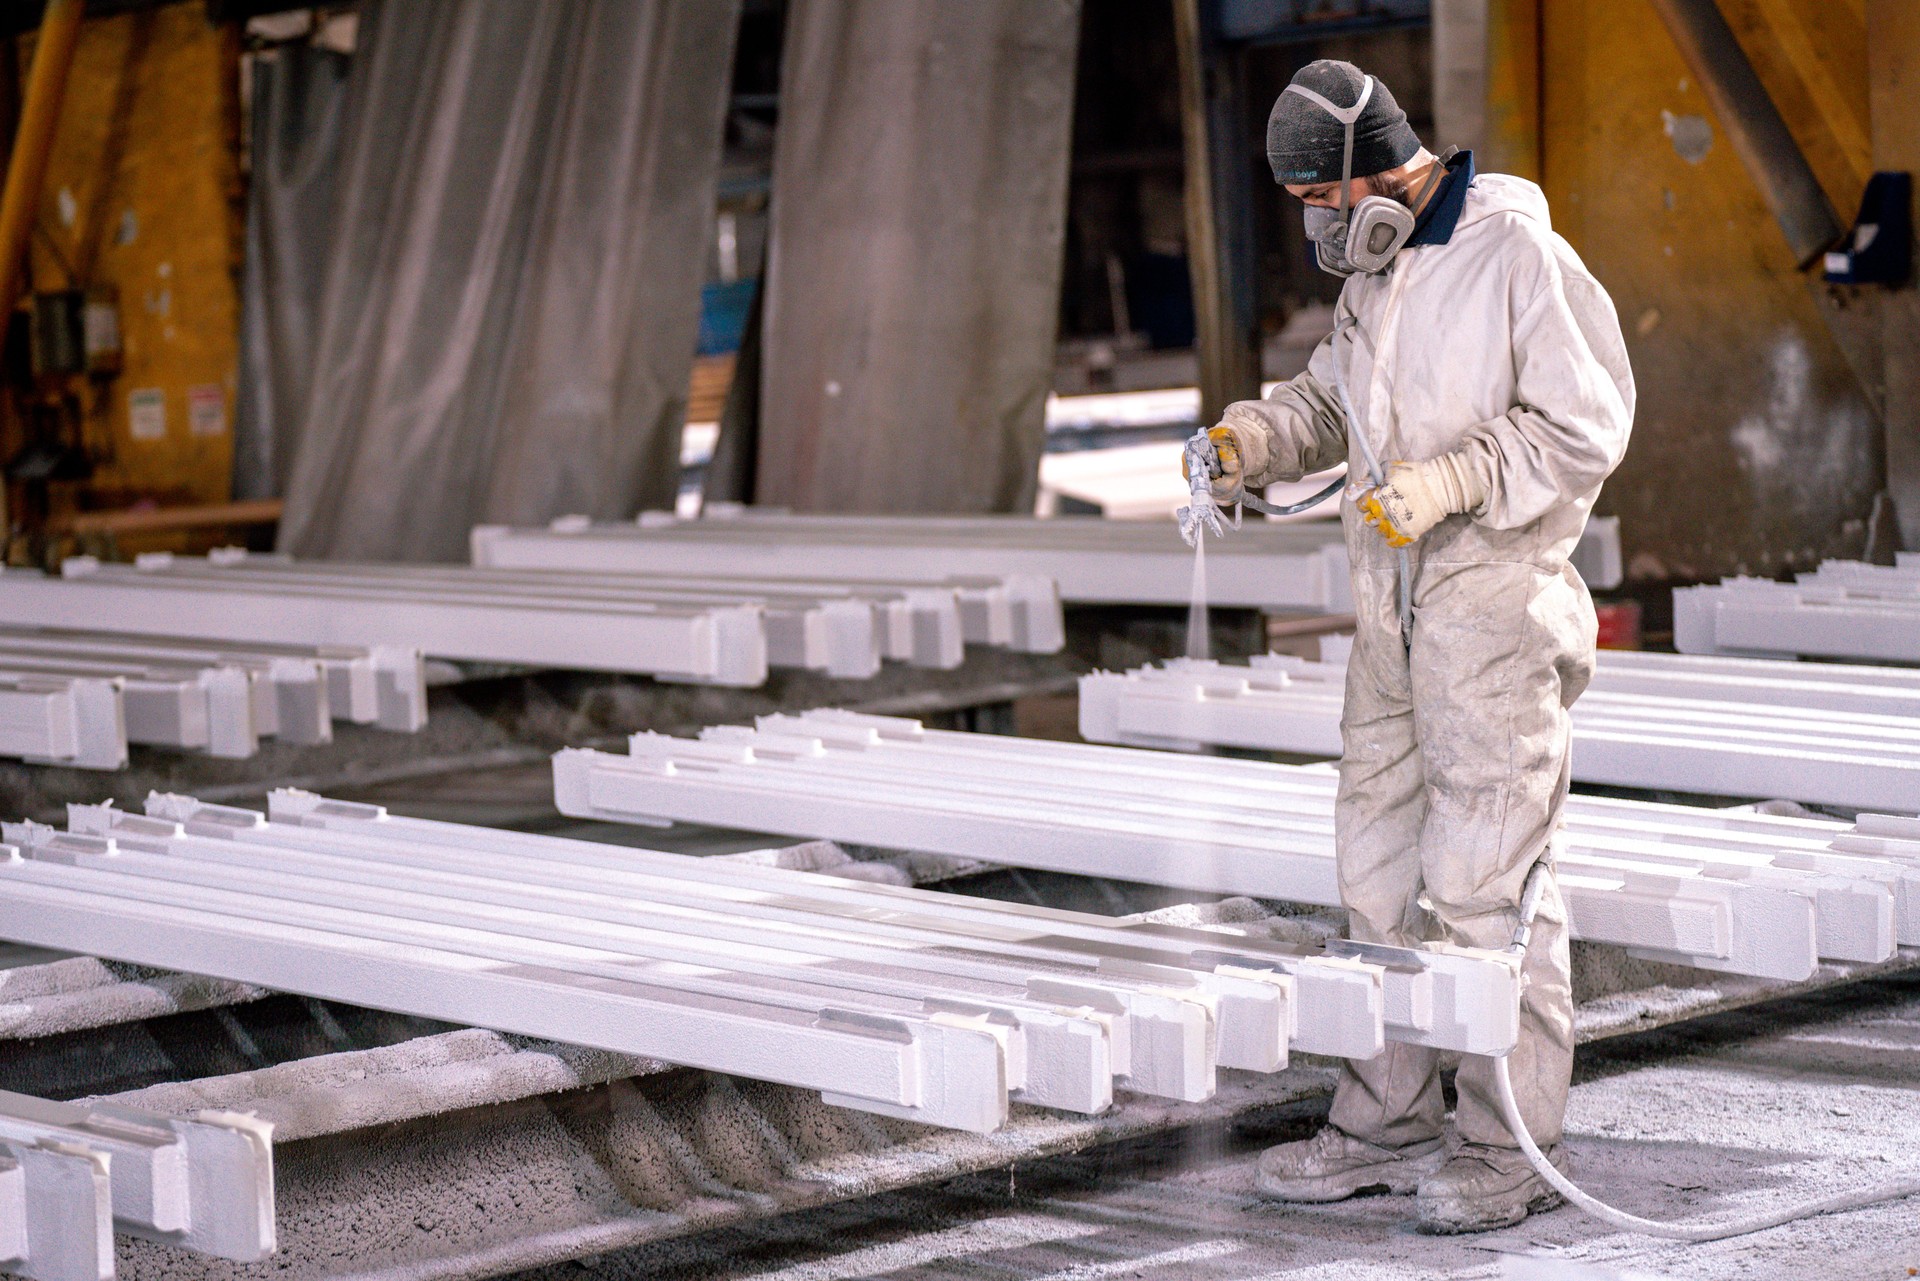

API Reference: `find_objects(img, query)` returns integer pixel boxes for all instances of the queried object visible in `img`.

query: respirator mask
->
[1289,76,1441,277]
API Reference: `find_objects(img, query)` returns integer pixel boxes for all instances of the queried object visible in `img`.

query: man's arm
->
[1216,333,1352,488]
[1451,263,1635,528]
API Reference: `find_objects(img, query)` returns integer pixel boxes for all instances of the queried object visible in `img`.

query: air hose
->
[1492,862,1920,1241]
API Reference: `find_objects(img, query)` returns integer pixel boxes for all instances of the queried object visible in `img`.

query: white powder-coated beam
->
[471,513,1352,612]
[0,1139,112,1281]
[475,523,1063,655]
[260,789,1408,1062]
[1078,667,1906,960]
[0,676,126,771]
[118,553,893,679]
[0,1091,273,1263]
[1675,574,1920,663]
[0,626,427,736]
[551,712,1833,982]
[0,565,768,687]
[0,829,1008,1135]
[1080,657,1920,814]
[241,551,1022,666]
[63,808,1185,1110]
[0,628,423,732]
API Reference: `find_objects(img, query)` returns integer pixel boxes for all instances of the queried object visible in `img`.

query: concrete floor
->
[512,971,1920,1281]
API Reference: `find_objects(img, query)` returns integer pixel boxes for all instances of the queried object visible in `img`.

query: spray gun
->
[1176,429,1345,548]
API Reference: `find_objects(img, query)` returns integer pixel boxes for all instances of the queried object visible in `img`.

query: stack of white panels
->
[0,791,1534,1135]
[0,626,426,760]
[472,512,1355,612]
[1079,655,1920,812]
[554,711,1920,982]
[0,1088,273,1281]
[1675,561,1920,662]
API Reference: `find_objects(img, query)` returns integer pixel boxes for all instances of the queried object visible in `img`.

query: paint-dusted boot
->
[1416,1142,1570,1234]
[1254,1126,1447,1203]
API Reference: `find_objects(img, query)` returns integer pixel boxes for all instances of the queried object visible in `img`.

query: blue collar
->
[1405,150,1474,248]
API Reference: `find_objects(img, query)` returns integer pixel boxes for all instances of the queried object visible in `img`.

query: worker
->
[1192,60,1634,1232]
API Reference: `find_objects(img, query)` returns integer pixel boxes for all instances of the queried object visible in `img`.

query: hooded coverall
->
[1223,172,1634,1153]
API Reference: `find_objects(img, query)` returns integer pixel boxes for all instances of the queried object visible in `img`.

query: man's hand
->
[1182,424,1250,501]
[1355,452,1487,547]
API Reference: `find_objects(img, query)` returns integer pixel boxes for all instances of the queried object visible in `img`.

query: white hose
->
[1492,866,1920,1241]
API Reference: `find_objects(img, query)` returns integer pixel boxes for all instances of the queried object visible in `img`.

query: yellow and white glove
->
[1356,451,1488,547]
[1181,423,1258,502]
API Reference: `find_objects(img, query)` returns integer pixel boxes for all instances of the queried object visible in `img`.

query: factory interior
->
[0,0,1918,1277]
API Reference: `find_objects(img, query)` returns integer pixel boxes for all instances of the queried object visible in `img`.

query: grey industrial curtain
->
[751,0,1081,514]
[233,42,352,503]
[265,0,740,561]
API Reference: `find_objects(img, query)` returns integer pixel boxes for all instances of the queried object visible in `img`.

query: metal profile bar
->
[120,554,888,679]
[0,676,126,771]
[1081,657,1920,813]
[0,829,1004,1136]
[552,714,1836,981]
[1676,576,1920,663]
[0,566,768,687]
[192,551,985,669]
[470,514,1349,613]
[0,627,426,733]
[0,1139,112,1281]
[253,790,1407,1062]
[63,809,1186,1109]
[0,1091,274,1263]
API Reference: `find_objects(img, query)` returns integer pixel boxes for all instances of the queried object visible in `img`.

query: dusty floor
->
[510,971,1920,1281]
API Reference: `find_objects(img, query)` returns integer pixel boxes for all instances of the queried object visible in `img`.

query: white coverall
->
[1224,173,1634,1152]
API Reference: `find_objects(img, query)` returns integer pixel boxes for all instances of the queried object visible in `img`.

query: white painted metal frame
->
[549,711,1892,982]
[0,563,769,687]
[1,792,1503,1131]
[1079,656,1920,813]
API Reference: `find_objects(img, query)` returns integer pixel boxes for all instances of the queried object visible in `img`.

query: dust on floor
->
[508,971,1920,1281]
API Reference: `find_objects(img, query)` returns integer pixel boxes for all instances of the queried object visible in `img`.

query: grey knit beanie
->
[1266,60,1420,185]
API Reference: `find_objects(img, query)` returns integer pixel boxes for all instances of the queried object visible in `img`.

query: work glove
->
[1355,451,1487,547]
[1181,422,1257,502]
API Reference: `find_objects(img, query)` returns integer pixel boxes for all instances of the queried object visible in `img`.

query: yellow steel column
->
[0,0,84,316]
